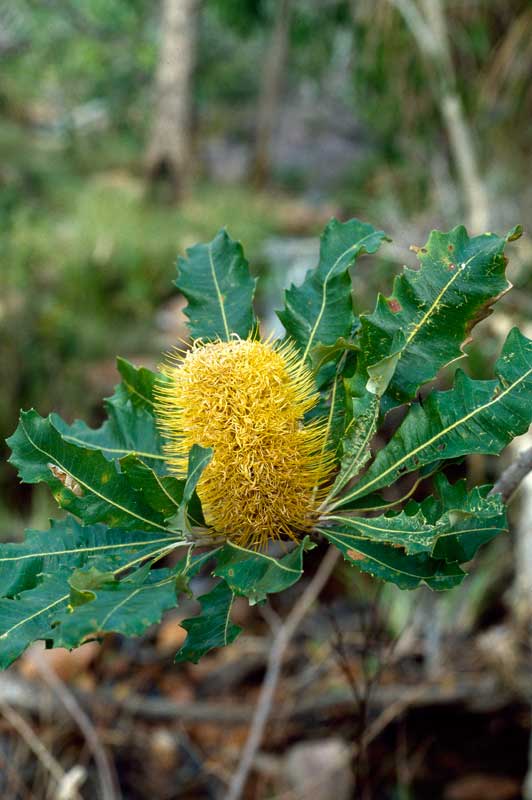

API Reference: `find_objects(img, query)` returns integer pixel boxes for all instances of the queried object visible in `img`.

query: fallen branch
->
[226,546,341,800]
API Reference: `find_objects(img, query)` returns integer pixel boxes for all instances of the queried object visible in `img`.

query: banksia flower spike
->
[155,337,334,549]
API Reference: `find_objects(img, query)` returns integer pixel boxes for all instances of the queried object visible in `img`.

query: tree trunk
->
[145,0,200,202]
[252,0,292,187]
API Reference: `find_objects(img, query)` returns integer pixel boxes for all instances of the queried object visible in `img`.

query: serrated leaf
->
[413,473,508,563]
[175,581,241,664]
[277,218,389,365]
[52,358,166,475]
[334,328,532,507]
[317,524,464,590]
[54,567,178,649]
[323,510,437,556]
[331,460,444,513]
[175,229,257,341]
[0,575,69,668]
[213,538,309,604]
[355,226,511,407]
[7,411,171,532]
[0,516,180,598]
[324,475,507,579]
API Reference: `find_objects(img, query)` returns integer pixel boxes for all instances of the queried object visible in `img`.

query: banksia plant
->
[2,218,531,666]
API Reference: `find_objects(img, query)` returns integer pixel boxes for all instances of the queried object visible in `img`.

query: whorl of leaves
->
[3,220,529,667]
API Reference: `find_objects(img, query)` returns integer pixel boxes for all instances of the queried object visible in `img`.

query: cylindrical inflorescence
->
[155,337,333,548]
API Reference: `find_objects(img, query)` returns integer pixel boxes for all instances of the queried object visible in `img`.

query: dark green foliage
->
[3,218,529,666]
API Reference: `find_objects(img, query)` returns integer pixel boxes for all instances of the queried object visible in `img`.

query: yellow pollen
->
[155,338,333,548]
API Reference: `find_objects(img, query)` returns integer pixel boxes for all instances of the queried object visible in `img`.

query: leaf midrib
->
[20,417,171,533]
[334,364,532,506]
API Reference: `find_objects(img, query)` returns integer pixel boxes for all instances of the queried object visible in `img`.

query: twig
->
[0,699,85,800]
[29,651,119,800]
[490,446,532,504]
[226,546,340,800]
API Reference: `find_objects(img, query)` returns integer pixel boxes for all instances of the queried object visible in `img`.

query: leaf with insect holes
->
[353,226,518,408]
[175,229,257,341]
[175,581,241,664]
[334,328,532,507]
[277,218,389,365]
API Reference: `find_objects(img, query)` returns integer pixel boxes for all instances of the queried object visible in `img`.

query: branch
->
[0,698,85,800]
[29,650,119,800]
[490,446,532,504]
[226,545,340,800]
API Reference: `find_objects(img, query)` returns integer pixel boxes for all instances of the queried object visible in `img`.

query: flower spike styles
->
[155,337,334,549]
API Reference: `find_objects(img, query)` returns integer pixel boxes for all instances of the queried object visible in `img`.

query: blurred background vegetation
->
[0,3,531,796]
[1,0,531,533]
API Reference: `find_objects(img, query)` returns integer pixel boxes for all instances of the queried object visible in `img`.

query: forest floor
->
[0,549,530,800]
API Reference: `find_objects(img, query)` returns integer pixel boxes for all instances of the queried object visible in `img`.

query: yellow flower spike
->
[155,337,334,549]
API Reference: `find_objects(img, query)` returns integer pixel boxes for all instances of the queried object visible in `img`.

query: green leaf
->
[68,566,117,608]
[175,581,241,664]
[116,357,160,411]
[327,392,379,501]
[311,336,360,374]
[0,516,180,598]
[182,445,213,506]
[334,328,532,507]
[322,511,436,556]
[51,358,166,475]
[0,575,69,668]
[166,444,212,532]
[318,524,464,590]
[54,567,178,649]
[330,460,445,513]
[355,226,511,407]
[277,218,389,364]
[213,538,310,604]
[412,473,508,563]
[7,411,171,532]
[175,229,257,341]
[120,455,184,519]
[323,475,507,586]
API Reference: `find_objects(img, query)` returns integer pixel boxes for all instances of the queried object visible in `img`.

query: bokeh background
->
[0,1,531,798]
